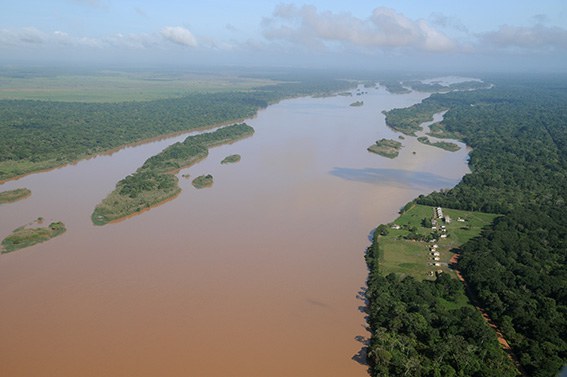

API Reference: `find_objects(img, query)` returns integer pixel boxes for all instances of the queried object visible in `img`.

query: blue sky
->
[1,0,566,72]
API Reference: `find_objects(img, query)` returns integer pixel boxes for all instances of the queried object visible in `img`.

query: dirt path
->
[449,252,527,376]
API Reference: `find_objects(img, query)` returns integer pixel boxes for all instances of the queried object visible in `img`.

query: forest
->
[366,76,567,376]
[366,237,518,376]
[0,78,353,181]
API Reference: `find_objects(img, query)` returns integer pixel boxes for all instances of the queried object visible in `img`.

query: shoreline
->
[0,83,358,185]
[0,116,252,185]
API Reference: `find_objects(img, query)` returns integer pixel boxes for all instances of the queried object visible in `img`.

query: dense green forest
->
[0,78,353,181]
[367,76,567,376]
[92,123,253,225]
[366,235,518,376]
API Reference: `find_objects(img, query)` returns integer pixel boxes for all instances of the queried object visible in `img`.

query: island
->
[92,123,254,225]
[349,100,364,107]
[367,138,402,159]
[1,220,66,253]
[0,188,31,204]
[192,174,214,189]
[221,154,241,164]
[379,80,411,94]
[383,102,447,136]
[417,136,461,151]
[427,122,462,139]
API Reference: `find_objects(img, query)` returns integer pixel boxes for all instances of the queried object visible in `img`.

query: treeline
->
[366,235,518,376]
[0,78,353,180]
[376,76,567,376]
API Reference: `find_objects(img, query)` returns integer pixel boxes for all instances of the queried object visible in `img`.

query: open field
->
[0,71,277,102]
[378,204,498,279]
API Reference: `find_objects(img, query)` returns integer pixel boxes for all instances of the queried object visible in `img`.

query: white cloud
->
[429,13,468,33]
[0,27,175,50]
[478,24,567,50]
[160,26,197,47]
[261,5,456,52]
[0,27,47,45]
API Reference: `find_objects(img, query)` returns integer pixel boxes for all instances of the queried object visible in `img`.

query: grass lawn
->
[379,204,498,280]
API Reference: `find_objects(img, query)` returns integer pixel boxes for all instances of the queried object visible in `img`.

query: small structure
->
[440,234,448,238]
[457,217,466,222]
[391,224,401,230]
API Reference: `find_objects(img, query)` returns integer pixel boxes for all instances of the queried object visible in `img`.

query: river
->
[0,85,470,377]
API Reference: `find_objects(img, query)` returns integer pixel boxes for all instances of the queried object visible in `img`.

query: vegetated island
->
[350,100,364,107]
[221,154,241,164]
[91,123,254,225]
[417,136,461,151]
[427,122,463,140]
[192,174,214,189]
[0,188,31,204]
[379,80,411,94]
[365,77,567,377]
[383,103,447,136]
[367,138,402,159]
[1,220,66,253]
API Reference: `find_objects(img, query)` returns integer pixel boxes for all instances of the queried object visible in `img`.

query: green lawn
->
[379,204,498,280]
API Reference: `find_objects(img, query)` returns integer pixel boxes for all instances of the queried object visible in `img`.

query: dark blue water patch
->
[330,167,459,191]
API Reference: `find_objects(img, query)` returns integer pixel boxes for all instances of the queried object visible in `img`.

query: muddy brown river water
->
[0,85,470,377]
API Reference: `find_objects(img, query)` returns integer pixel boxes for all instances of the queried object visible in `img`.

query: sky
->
[1,0,567,72]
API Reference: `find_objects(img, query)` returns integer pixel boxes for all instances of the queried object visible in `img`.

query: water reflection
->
[330,167,459,190]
